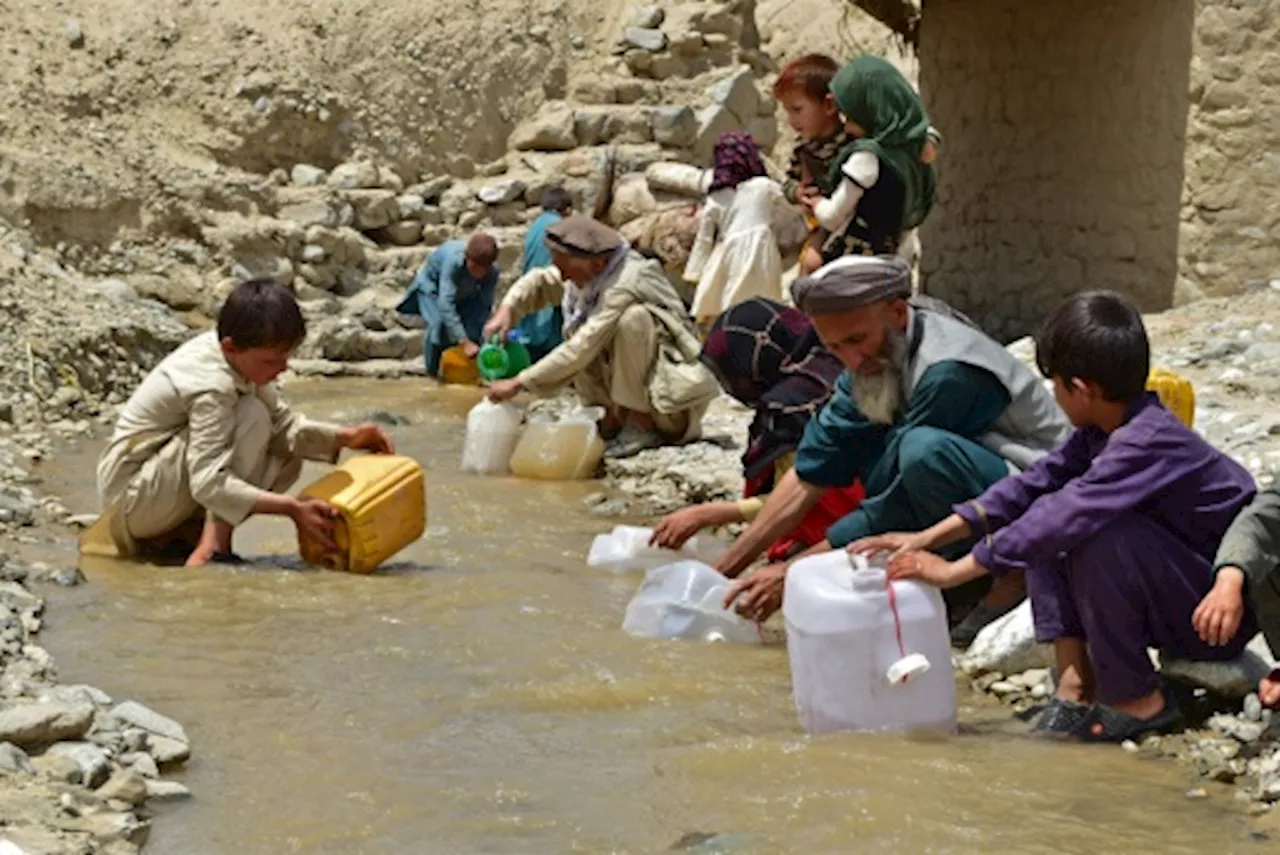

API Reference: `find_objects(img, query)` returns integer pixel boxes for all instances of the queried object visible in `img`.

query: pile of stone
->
[0,553,192,854]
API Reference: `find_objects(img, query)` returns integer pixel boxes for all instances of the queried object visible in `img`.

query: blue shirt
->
[395,241,499,345]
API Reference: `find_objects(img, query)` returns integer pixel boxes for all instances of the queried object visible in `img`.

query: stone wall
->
[917,0,1195,341]
[1180,0,1280,302]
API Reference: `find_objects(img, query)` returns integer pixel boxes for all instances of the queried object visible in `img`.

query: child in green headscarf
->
[801,55,939,265]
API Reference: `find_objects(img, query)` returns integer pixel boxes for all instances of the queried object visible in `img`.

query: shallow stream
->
[20,379,1271,854]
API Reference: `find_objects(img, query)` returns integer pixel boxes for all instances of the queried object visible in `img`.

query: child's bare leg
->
[799,245,823,275]
[1053,638,1095,704]
[186,517,235,567]
[982,569,1025,608]
[1260,669,1280,708]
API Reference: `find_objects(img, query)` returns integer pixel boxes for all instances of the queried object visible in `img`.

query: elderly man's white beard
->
[851,330,909,425]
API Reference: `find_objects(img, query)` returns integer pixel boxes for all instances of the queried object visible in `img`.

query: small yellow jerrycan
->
[297,454,426,573]
[1146,368,1195,428]
[439,345,481,386]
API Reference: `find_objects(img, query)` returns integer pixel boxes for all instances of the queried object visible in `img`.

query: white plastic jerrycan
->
[460,399,524,475]
[622,560,761,644]
[509,405,607,481]
[783,549,956,735]
[586,525,728,573]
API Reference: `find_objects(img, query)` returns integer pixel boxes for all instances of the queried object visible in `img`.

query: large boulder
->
[510,102,578,152]
[955,600,1053,676]
[707,66,759,125]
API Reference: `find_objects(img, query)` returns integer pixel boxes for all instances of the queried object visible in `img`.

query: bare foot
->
[1260,669,1280,708]
[185,517,233,567]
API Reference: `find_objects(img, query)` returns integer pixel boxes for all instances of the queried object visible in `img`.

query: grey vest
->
[905,309,1071,471]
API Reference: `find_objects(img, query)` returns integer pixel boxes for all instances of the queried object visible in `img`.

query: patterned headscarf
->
[709,131,767,192]
[701,299,846,480]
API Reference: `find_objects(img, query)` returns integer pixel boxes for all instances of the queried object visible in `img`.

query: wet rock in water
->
[0,739,34,774]
[146,734,191,766]
[107,701,188,745]
[956,600,1052,676]
[143,779,193,802]
[355,409,410,427]
[45,740,111,788]
[0,702,95,748]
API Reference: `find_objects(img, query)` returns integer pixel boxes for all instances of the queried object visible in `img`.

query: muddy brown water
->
[18,378,1273,853]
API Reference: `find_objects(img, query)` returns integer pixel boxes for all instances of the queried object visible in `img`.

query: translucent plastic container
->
[622,560,761,644]
[509,406,606,481]
[586,525,727,573]
[460,399,524,475]
[783,550,956,734]
[297,454,427,574]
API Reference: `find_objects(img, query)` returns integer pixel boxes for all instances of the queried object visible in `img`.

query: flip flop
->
[1030,697,1090,737]
[1074,686,1183,743]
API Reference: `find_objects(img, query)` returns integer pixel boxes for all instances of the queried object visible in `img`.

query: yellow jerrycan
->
[1146,368,1195,428]
[438,345,481,386]
[297,454,426,573]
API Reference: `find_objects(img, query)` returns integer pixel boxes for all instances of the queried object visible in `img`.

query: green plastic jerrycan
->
[477,332,532,382]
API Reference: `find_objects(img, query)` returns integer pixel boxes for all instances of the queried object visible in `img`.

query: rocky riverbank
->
[0,549,194,853]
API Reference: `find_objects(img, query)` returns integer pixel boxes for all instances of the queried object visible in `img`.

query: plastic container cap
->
[886,653,932,685]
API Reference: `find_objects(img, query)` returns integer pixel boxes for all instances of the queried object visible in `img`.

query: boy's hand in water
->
[290,497,340,551]
[724,563,788,623]
[483,306,513,340]
[487,379,523,402]
[1193,566,1246,647]
[338,423,396,454]
[651,506,710,550]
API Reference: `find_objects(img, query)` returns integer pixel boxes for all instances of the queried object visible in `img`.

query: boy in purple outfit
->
[853,291,1257,741]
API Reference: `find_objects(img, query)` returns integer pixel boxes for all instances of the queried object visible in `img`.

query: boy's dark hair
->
[1035,290,1150,402]
[540,186,574,215]
[465,232,499,268]
[217,279,306,350]
[772,54,840,103]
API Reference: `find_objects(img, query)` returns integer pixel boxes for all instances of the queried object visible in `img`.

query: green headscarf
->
[827,55,936,234]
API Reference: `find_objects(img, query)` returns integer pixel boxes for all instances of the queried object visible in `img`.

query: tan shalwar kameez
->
[498,252,719,441]
[87,331,343,557]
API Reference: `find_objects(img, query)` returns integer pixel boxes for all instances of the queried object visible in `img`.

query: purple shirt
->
[955,393,1256,576]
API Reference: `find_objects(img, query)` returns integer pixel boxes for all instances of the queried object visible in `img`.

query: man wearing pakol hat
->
[484,215,720,458]
[716,254,1070,635]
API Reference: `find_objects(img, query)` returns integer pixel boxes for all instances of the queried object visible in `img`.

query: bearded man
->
[718,255,1070,635]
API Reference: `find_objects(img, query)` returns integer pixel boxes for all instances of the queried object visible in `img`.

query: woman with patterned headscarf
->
[651,298,865,559]
[684,131,796,329]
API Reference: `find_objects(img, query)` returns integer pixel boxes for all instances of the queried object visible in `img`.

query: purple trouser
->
[1028,513,1256,705]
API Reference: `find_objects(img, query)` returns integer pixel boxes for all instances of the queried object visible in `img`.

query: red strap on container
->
[886,578,907,658]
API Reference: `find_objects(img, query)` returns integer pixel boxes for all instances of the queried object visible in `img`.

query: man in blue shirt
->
[396,233,499,377]
[515,187,574,363]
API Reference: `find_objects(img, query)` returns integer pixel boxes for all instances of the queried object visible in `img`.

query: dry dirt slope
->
[0,0,892,249]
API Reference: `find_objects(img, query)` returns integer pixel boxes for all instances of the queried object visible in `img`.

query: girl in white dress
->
[684,131,793,329]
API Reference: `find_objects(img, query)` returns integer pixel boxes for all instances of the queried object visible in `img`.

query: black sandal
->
[1073,686,1183,743]
[1030,697,1091,736]
[210,551,247,565]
